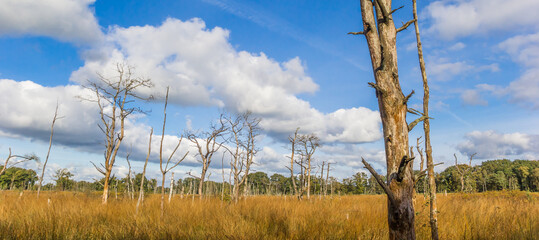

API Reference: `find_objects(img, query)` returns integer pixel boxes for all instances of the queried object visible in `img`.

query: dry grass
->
[0,191,536,239]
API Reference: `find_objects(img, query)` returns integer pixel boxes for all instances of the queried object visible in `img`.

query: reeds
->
[0,191,536,239]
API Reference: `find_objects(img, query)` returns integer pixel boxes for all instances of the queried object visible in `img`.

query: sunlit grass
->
[0,191,536,239]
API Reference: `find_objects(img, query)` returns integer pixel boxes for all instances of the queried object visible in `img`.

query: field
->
[0,191,537,239]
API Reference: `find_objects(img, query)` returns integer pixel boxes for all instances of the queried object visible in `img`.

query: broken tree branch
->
[389,5,404,15]
[404,90,415,104]
[397,155,415,182]
[408,115,429,132]
[397,19,416,33]
[361,157,396,206]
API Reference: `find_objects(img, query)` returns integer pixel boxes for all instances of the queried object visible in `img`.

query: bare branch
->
[408,115,428,132]
[361,157,396,206]
[397,19,416,33]
[389,5,404,15]
[404,90,415,104]
[407,108,422,115]
[91,161,106,176]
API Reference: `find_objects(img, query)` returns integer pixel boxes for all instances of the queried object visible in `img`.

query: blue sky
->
[1,0,538,184]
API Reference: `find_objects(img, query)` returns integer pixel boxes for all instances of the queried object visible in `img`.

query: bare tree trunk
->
[307,157,311,199]
[221,154,225,201]
[320,162,324,200]
[353,0,417,238]
[168,172,174,203]
[37,103,59,198]
[287,128,299,196]
[180,183,185,199]
[412,1,439,236]
[102,171,112,203]
[326,163,330,196]
[136,128,153,215]
[126,154,135,200]
[159,87,188,216]
[198,169,207,199]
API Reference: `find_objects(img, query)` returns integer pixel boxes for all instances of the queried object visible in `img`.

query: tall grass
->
[0,191,536,239]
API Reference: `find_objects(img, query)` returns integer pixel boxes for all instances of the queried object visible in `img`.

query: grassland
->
[0,191,537,239]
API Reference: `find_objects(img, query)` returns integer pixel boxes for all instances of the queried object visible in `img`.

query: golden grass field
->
[0,191,537,239]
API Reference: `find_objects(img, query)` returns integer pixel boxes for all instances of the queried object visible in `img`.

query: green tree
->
[0,167,37,190]
[246,172,269,195]
[53,168,74,191]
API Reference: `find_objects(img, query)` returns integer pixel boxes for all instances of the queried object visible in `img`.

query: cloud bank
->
[0,0,103,45]
[70,18,382,143]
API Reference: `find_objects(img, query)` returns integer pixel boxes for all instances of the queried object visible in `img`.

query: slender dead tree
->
[320,161,325,199]
[297,134,320,200]
[241,113,261,197]
[350,0,418,237]
[168,172,175,203]
[286,128,300,196]
[325,162,331,196]
[1,149,39,176]
[454,153,476,192]
[81,63,153,204]
[136,128,153,215]
[223,113,244,202]
[159,87,188,216]
[187,120,227,199]
[37,102,61,198]
[126,152,135,200]
[221,153,226,201]
[223,112,261,202]
[414,137,429,197]
[410,0,440,238]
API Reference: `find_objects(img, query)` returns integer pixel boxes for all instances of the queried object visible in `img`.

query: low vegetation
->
[0,191,536,239]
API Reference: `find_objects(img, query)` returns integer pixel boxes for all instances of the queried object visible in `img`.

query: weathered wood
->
[356,0,416,238]
[80,64,153,204]
[411,0,439,237]
[37,102,60,198]
[136,128,153,215]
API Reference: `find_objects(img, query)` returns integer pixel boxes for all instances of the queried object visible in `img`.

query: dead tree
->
[1,149,38,176]
[126,152,135,200]
[409,0,440,238]
[136,128,153,215]
[241,113,260,197]
[320,161,325,199]
[223,112,261,203]
[221,153,226,201]
[297,134,320,200]
[325,162,331,196]
[81,63,153,204]
[454,153,476,192]
[168,172,175,203]
[415,137,427,196]
[37,102,61,198]
[286,128,300,196]
[350,0,418,237]
[187,120,227,199]
[159,87,188,216]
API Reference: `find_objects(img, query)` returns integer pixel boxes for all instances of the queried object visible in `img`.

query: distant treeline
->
[1,159,537,195]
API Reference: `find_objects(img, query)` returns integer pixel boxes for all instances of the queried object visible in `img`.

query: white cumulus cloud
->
[0,0,103,45]
[425,0,539,40]
[70,18,382,143]
[457,130,539,159]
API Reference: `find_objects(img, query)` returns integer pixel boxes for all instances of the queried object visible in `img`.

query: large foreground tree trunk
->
[353,0,416,238]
